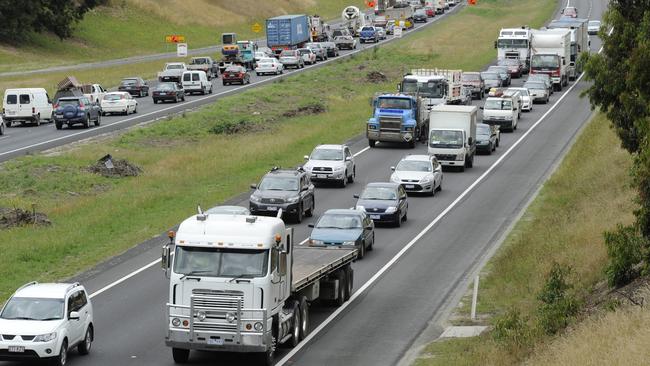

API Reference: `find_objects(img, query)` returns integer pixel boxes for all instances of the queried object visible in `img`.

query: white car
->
[523,80,550,104]
[587,20,601,35]
[100,92,137,116]
[505,87,533,112]
[0,282,94,366]
[181,70,212,95]
[254,57,284,75]
[297,48,317,65]
[390,154,443,196]
[303,144,356,187]
[482,96,519,132]
[374,26,387,40]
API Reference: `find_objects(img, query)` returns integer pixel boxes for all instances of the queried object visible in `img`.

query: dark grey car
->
[354,182,408,227]
[249,167,315,223]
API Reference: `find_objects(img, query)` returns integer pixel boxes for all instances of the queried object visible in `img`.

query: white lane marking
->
[0,11,447,159]
[353,146,370,157]
[89,258,160,299]
[276,69,589,366]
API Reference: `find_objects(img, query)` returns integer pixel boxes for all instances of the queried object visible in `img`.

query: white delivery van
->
[428,105,478,172]
[181,71,212,95]
[3,88,54,126]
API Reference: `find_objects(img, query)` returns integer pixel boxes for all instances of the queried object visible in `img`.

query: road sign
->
[366,0,375,7]
[394,27,403,38]
[469,0,476,4]
[165,35,186,43]
[177,43,187,57]
[251,23,262,33]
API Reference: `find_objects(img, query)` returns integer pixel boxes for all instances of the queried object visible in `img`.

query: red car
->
[424,6,435,17]
[222,65,250,86]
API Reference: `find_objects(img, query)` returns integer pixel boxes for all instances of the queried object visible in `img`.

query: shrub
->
[604,224,645,287]
[492,308,531,347]
[536,262,578,335]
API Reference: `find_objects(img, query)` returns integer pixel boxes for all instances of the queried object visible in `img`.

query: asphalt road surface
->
[0,0,608,365]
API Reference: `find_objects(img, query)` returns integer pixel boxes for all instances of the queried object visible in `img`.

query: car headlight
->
[385,206,397,214]
[303,165,312,172]
[504,115,512,120]
[420,175,433,183]
[456,154,465,161]
[390,174,400,183]
[309,238,324,245]
[342,241,357,246]
[356,206,365,212]
[333,166,344,172]
[33,332,57,342]
[287,196,300,203]
[250,194,261,203]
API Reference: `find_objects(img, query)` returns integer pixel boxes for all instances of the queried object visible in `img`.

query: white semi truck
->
[428,105,477,172]
[530,29,571,91]
[496,27,532,73]
[162,211,357,365]
[399,69,464,109]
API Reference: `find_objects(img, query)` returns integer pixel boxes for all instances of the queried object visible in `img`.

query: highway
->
[0,6,460,163]
[0,0,607,365]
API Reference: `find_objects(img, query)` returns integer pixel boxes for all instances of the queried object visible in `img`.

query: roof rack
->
[15,281,38,293]
[65,282,81,294]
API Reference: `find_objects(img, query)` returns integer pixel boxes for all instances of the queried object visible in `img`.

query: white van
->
[181,71,212,95]
[3,88,54,126]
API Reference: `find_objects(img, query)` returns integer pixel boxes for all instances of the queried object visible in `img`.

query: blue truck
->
[367,93,429,148]
[266,15,310,56]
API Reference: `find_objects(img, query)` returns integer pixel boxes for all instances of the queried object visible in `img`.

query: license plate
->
[160,92,167,95]
[316,174,327,178]
[8,346,25,353]
[370,215,380,220]
[267,206,278,211]
[207,338,224,346]
[405,185,415,189]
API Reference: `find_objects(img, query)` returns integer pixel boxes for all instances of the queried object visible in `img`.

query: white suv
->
[0,282,94,366]
[303,144,356,187]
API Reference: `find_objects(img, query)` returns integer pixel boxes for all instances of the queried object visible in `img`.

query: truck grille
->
[191,290,244,333]
[260,198,286,204]
[379,116,402,132]
[435,154,456,161]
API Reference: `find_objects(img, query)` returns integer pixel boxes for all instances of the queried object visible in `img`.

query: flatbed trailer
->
[292,245,357,292]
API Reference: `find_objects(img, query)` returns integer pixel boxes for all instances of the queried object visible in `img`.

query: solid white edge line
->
[275,71,588,366]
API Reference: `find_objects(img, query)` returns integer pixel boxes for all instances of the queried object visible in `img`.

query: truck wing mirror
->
[494,41,497,49]
[353,194,360,199]
[397,83,401,92]
[250,184,257,189]
[304,155,309,160]
[468,137,474,145]
[161,244,172,277]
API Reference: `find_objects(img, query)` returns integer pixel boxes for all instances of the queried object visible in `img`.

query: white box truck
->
[163,211,357,365]
[428,105,477,171]
[399,69,464,109]
[547,18,590,80]
[530,29,571,91]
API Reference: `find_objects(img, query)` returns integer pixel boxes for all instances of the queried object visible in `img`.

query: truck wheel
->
[468,155,474,168]
[172,348,190,363]
[5,120,11,127]
[299,297,309,339]
[288,301,301,347]
[408,139,416,148]
[368,139,376,148]
[335,270,346,306]
[344,266,354,300]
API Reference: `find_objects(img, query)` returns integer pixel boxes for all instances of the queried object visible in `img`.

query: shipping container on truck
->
[266,15,310,56]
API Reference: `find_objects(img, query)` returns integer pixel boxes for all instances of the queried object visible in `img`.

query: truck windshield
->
[429,130,463,148]
[497,39,528,48]
[485,99,513,110]
[531,55,559,69]
[174,247,269,278]
[401,80,445,98]
[378,98,411,109]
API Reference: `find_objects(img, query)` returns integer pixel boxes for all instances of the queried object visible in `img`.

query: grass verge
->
[0,0,554,300]
[413,113,637,365]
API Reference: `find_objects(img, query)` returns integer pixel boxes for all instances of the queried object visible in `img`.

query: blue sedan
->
[308,209,375,259]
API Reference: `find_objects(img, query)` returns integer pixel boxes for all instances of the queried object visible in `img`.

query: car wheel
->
[78,325,93,355]
[94,114,101,127]
[139,90,144,98]
[0,122,4,136]
[172,348,190,363]
[395,212,401,227]
[133,105,137,114]
[55,121,63,130]
[83,115,90,129]
[487,144,492,155]
[305,198,314,217]
[348,168,355,183]
[368,233,375,251]
[295,205,303,223]
[34,114,41,127]
[53,339,68,366]
[340,172,347,188]
[257,72,261,76]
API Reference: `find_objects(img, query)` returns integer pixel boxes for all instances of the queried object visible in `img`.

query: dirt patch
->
[585,274,650,313]
[210,119,269,135]
[88,155,142,178]
[366,71,388,83]
[282,102,327,118]
[0,207,52,229]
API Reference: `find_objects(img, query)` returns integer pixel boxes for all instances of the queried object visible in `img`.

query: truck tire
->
[368,139,376,148]
[335,270,346,306]
[259,334,276,366]
[467,155,474,168]
[5,120,11,127]
[172,348,189,363]
[299,296,309,339]
[344,266,354,300]
[288,301,301,347]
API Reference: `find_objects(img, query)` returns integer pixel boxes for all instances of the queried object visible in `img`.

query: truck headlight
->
[385,206,397,214]
[456,154,465,161]
[171,318,181,327]
[33,332,57,342]
[226,312,237,323]
[254,322,264,331]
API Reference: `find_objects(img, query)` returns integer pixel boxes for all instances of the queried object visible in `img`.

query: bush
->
[492,308,531,347]
[536,262,578,335]
[604,224,645,287]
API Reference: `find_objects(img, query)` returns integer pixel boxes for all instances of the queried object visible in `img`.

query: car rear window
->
[5,94,17,104]
[19,94,30,104]
[104,94,124,101]
[192,73,200,81]
[362,27,374,31]
[462,74,480,81]
[280,51,294,57]
[58,99,80,106]
[121,79,137,86]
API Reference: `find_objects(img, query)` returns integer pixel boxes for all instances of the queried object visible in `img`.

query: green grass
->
[0,0,553,301]
[0,0,366,73]
[413,113,637,365]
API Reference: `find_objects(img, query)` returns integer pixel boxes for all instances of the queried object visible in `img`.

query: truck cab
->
[236,41,259,70]
[428,105,477,171]
[367,94,427,148]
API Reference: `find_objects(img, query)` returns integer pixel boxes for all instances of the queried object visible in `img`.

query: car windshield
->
[191,58,208,64]
[507,89,528,96]
[485,99,513,110]
[477,125,491,137]
[335,36,351,41]
[360,187,397,200]
[316,214,362,229]
[396,160,431,172]
[259,177,299,191]
[121,79,137,86]
[589,20,600,27]
[429,130,464,148]
[462,74,480,81]
[156,83,175,91]
[531,55,559,68]
[524,82,546,89]
[378,98,411,109]
[311,148,343,161]
[498,59,519,66]
[1,297,64,321]
[58,99,80,106]
[225,66,243,72]
[103,94,124,100]
[481,72,499,80]
[174,246,269,278]
[415,10,426,15]
[401,80,445,98]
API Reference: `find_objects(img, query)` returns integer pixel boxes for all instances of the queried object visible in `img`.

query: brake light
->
[238,73,245,77]
[79,101,85,108]
[53,104,59,109]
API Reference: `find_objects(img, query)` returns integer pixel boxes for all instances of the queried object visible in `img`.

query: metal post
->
[470,275,479,321]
